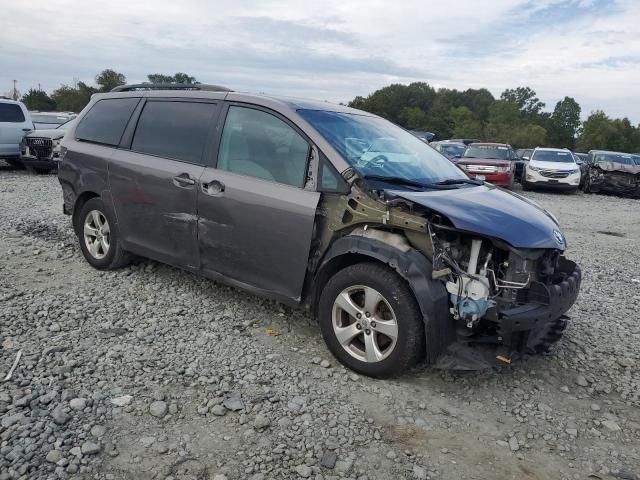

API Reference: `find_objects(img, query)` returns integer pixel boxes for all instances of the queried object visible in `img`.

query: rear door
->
[0,102,32,156]
[197,104,320,301]
[109,98,220,269]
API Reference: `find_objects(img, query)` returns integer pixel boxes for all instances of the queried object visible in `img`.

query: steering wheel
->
[361,154,389,170]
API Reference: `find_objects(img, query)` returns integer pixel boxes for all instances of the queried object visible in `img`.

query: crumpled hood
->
[389,185,566,250]
[592,161,640,175]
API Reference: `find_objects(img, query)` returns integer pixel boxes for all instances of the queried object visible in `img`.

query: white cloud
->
[1,0,638,122]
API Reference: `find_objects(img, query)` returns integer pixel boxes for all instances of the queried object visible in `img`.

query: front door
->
[198,105,320,301]
[109,99,220,269]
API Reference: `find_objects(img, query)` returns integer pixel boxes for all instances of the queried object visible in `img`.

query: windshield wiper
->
[362,175,432,189]
[435,178,483,186]
[362,175,476,190]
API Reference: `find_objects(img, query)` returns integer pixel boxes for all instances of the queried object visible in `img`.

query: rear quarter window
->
[0,103,26,123]
[76,98,139,146]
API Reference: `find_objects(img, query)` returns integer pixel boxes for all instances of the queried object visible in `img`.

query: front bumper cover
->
[498,256,581,351]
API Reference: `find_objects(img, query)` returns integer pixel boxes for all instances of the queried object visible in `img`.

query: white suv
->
[523,147,581,192]
[0,98,33,167]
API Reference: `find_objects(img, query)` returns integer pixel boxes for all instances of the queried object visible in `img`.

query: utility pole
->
[12,80,17,100]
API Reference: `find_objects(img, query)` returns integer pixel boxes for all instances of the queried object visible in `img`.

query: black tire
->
[76,197,131,270]
[522,180,532,191]
[318,262,425,378]
[32,167,53,174]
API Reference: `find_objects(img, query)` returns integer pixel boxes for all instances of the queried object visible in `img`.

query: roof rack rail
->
[111,83,233,93]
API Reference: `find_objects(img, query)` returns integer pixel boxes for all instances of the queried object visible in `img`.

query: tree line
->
[18,70,640,153]
[349,83,640,152]
[20,69,197,115]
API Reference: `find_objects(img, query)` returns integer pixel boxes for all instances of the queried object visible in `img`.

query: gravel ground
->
[1,162,639,480]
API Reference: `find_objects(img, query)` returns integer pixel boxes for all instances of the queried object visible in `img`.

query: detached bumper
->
[498,256,581,352]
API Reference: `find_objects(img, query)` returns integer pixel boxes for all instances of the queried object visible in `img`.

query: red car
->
[454,143,517,188]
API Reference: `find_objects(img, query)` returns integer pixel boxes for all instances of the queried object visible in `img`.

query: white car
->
[523,147,581,192]
[30,112,76,129]
[0,98,33,167]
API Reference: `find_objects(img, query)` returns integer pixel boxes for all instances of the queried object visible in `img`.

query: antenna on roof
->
[111,83,233,92]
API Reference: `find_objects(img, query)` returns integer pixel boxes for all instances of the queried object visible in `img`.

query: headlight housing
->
[497,165,511,173]
[528,165,540,172]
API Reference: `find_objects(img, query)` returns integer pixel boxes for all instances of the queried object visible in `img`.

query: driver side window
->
[217,106,310,188]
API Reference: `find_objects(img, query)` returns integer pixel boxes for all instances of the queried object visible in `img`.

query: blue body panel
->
[392,185,566,250]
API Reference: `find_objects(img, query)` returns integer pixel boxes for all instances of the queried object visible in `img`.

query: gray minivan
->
[58,84,581,377]
[0,98,33,166]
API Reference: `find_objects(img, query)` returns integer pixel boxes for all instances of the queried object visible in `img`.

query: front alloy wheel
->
[332,285,398,363]
[84,210,111,260]
[318,262,425,378]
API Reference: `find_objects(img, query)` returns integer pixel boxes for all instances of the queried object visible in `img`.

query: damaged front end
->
[586,162,640,199]
[428,225,581,367]
[322,180,581,369]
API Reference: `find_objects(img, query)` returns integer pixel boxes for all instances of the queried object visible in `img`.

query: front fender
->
[316,234,453,363]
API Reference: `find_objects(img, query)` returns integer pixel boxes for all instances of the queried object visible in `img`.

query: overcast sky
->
[2,0,639,122]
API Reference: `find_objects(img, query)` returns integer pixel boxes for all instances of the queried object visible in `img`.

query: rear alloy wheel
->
[84,210,111,260]
[77,197,131,270]
[318,262,425,378]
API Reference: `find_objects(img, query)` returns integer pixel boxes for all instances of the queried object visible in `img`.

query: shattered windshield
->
[531,150,575,163]
[463,145,509,160]
[298,109,468,185]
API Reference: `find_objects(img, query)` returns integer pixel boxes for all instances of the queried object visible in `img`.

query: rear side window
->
[217,106,310,187]
[0,103,26,123]
[76,98,139,146]
[131,101,217,164]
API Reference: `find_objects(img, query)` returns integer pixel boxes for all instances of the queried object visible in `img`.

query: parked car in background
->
[448,138,482,146]
[572,152,589,188]
[523,148,580,192]
[583,150,640,198]
[21,118,74,173]
[57,83,581,377]
[408,130,435,143]
[431,141,466,160]
[454,143,516,188]
[516,148,533,161]
[30,112,76,129]
[0,98,34,167]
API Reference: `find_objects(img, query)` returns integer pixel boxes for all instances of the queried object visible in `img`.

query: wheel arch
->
[310,233,454,363]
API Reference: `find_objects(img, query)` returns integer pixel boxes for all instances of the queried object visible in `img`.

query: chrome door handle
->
[201,179,225,196]
[173,173,195,187]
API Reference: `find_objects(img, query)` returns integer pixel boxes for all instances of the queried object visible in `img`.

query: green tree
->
[398,106,430,130]
[51,82,98,113]
[576,111,623,151]
[21,89,56,111]
[95,69,126,92]
[449,106,483,138]
[500,86,545,117]
[147,72,198,84]
[549,97,581,148]
[510,124,547,149]
[348,82,436,126]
